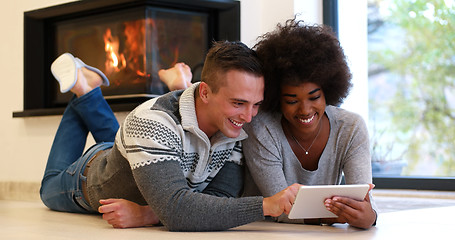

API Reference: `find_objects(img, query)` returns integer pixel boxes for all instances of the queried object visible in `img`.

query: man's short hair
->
[201,41,263,93]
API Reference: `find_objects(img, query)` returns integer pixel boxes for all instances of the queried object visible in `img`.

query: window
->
[330,0,455,190]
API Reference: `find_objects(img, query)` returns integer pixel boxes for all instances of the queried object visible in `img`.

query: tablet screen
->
[288,184,370,219]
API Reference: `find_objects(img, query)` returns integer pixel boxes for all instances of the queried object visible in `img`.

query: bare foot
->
[71,68,104,97]
[158,63,193,91]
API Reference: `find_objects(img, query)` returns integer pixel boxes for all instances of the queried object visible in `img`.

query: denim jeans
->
[40,88,119,213]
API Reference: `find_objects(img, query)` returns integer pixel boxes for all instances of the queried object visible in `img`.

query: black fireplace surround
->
[14,0,240,117]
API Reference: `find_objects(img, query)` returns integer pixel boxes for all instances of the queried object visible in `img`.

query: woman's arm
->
[243,120,308,223]
[325,114,377,228]
[243,124,289,197]
[323,184,377,229]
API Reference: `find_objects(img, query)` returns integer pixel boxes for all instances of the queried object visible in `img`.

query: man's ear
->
[198,82,211,103]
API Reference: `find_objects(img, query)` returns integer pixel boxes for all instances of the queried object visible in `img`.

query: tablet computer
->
[288,184,370,219]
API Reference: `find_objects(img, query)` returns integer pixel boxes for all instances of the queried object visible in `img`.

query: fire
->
[103,28,125,75]
[123,19,147,77]
[103,18,181,83]
[109,51,118,67]
[103,19,149,80]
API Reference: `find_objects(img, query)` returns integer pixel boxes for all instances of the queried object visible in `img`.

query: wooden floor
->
[373,189,455,213]
[2,190,455,239]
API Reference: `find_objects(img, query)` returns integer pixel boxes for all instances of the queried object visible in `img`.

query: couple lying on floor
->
[40,19,377,231]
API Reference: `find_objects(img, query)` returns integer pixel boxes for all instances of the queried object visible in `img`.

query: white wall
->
[240,0,294,47]
[338,0,369,121]
[1,0,317,188]
[241,0,323,47]
[1,0,77,184]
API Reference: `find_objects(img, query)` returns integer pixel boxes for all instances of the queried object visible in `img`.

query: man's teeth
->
[299,114,315,124]
[230,119,243,127]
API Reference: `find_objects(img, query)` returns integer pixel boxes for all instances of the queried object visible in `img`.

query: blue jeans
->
[40,88,119,213]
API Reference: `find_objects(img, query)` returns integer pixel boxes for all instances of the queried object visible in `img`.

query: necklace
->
[287,121,322,155]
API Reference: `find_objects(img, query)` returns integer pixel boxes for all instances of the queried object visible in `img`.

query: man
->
[40,41,299,231]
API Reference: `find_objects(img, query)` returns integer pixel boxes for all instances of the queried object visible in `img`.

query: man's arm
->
[98,160,300,230]
[132,160,264,231]
[114,106,298,230]
[97,161,244,229]
[98,198,160,228]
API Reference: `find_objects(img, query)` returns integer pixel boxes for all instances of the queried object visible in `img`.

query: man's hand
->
[323,184,377,229]
[262,183,301,217]
[98,199,160,228]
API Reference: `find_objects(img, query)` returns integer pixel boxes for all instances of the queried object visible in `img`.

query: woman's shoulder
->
[326,105,366,126]
[326,105,369,141]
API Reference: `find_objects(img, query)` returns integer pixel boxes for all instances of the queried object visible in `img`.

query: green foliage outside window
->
[368,0,455,176]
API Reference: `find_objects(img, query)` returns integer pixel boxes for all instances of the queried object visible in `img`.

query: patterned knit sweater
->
[86,83,264,231]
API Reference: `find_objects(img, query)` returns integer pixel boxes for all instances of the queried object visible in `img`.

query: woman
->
[243,19,377,229]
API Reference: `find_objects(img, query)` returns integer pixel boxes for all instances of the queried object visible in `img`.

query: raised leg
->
[40,53,118,213]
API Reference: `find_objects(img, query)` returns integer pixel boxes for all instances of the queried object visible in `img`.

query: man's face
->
[202,70,264,138]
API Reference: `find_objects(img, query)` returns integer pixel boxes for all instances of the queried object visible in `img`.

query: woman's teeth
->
[298,114,315,124]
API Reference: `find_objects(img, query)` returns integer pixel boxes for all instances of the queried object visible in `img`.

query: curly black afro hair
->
[254,18,352,112]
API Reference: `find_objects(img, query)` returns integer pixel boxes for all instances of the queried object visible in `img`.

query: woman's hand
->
[263,183,301,217]
[323,184,377,229]
[98,198,160,228]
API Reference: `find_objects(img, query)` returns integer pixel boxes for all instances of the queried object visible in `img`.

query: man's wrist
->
[142,205,160,226]
[262,198,269,216]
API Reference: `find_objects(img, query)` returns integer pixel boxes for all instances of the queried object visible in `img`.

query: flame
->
[110,51,118,67]
[103,28,125,75]
[102,18,181,82]
[103,20,148,79]
[123,19,147,77]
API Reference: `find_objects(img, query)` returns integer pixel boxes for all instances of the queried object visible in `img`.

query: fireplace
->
[15,0,240,117]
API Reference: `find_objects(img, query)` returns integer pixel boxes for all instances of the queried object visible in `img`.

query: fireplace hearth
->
[14,0,240,117]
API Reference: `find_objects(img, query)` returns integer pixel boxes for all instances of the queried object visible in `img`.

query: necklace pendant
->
[305,151,308,155]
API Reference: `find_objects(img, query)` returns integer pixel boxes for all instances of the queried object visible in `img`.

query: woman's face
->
[280,82,326,135]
